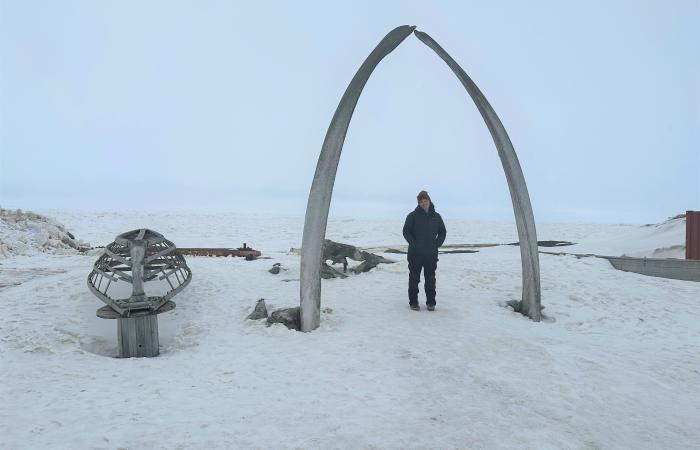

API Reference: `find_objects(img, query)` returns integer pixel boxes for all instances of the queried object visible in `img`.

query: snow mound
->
[0,208,90,258]
[570,214,686,258]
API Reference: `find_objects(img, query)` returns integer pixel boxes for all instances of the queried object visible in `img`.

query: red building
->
[687,211,700,260]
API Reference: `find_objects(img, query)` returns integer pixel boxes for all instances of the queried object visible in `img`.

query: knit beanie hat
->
[417,190,431,203]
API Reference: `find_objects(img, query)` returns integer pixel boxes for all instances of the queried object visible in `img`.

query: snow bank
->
[566,214,686,258]
[0,209,90,258]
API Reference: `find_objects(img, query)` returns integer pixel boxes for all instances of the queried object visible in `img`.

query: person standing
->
[402,190,447,311]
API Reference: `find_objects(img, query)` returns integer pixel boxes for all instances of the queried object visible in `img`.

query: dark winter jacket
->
[403,204,447,258]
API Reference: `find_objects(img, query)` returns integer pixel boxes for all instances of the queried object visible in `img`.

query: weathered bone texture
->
[323,239,393,274]
[413,30,541,321]
[300,25,416,331]
[301,26,542,330]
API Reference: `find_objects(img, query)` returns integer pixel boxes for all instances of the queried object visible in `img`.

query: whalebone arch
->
[300,26,541,331]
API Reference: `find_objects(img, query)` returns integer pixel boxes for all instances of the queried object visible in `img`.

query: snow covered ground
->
[560,215,687,259]
[1,210,698,449]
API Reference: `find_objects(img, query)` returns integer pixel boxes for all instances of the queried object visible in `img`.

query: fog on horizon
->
[1,1,698,225]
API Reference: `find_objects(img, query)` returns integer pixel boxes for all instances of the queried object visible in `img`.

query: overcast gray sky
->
[1,0,698,223]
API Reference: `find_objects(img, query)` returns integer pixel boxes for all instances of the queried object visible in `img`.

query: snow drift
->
[0,208,90,258]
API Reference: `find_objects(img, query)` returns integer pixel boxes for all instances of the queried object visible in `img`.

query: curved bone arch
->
[301,26,541,331]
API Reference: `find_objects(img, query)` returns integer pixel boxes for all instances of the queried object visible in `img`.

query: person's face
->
[419,198,431,211]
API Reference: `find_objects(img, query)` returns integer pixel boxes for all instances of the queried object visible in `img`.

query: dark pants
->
[408,253,437,306]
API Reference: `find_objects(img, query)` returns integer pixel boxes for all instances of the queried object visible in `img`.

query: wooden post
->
[686,211,700,260]
[117,315,159,358]
[97,301,175,358]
